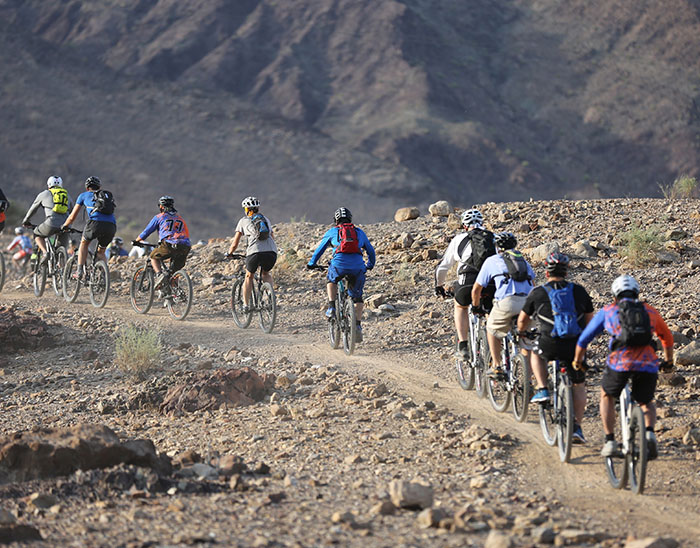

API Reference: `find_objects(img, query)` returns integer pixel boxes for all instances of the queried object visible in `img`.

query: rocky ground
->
[0,197,699,547]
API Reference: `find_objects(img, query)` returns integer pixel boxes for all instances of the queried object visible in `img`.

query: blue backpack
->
[542,283,581,338]
[251,213,270,240]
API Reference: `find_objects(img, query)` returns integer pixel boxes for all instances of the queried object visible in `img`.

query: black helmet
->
[495,231,517,250]
[159,195,175,210]
[544,252,570,276]
[334,207,352,223]
[85,176,101,190]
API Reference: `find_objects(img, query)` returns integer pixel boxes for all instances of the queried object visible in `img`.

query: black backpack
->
[251,213,270,241]
[612,300,653,349]
[93,189,116,215]
[458,228,496,274]
[501,250,532,282]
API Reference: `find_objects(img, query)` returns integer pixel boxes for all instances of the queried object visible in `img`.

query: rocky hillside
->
[0,0,699,236]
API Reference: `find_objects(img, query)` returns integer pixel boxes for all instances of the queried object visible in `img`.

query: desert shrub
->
[275,247,306,284]
[114,325,162,380]
[618,225,662,266]
[659,175,698,199]
[393,263,421,294]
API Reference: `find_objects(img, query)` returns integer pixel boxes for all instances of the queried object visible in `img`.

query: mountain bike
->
[310,264,357,355]
[63,240,110,308]
[129,241,193,320]
[25,225,70,298]
[605,382,648,494]
[447,295,489,397]
[538,357,575,463]
[486,319,532,422]
[229,253,276,333]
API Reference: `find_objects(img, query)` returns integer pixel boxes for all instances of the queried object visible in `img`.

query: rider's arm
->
[62,202,83,228]
[435,236,461,287]
[359,229,376,269]
[22,193,43,225]
[228,232,243,254]
[573,308,606,366]
[648,305,674,363]
[516,310,530,332]
[136,216,159,242]
[471,282,483,307]
[307,229,335,267]
[471,256,494,306]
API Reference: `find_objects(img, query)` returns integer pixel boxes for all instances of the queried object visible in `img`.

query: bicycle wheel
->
[628,405,648,494]
[51,247,67,296]
[167,270,193,321]
[557,381,574,463]
[33,251,47,297]
[88,260,110,308]
[257,281,276,333]
[130,266,154,314]
[0,252,5,292]
[341,296,356,355]
[62,255,81,302]
[456,332,475,390]
[511,353,531,423]
[231,278,252,328]
[328,312,341,349]
[474,328,489,398]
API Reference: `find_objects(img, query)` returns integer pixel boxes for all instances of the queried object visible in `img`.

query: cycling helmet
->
[461,208,484,227]
[14,227,24,235]
[544,252,570,275]
[242,196,260,209]
[495,231,517,250]
[334,207,352,223]
[85,176,101,189]
[112,236,124,246]
[47,175,63,188]
[611,274,639,298]
[158,196,175,210]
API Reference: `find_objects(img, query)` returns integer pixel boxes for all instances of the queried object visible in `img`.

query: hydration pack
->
[251,213,270,240]
[501,250,531,282]
[49,187,69,214]
[458,228,496,274]
[613,300,652,349]
[93,189,116,215]
[541,283,582,338]
[337,223,360,254]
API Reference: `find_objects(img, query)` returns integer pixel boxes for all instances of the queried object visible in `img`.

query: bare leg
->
[78,240,90,266]
[261,269,273,285]
[531,352,549,389]
[243,271,254,306]
[572,382,587,425]
[354,301,364,322]
[640,401,656,430]
[487,331,503,368]
[600,388,616,436]
[36,236,47,255]
[150,257,161,274]
[326,282,338,303]
[95,246,107,263]
[454,303,469,342]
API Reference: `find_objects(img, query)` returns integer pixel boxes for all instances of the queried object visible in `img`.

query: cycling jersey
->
[139,211,191,245]
[7,235,32,253]
[105,246,128,259]
[576,300,673,373]
[235,215,277,255]
[476,252,535,301]
[308,226,375,271]
[435,232,472,287]
[23,189,73,227]
[76,191,116,224]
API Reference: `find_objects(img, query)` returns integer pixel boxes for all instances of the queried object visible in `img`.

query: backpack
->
[337,223,361,254]
[92,189,116,215]
[49,187,69,214]
[501,250,532,282]
[613,300,653,349]
[458,229,496,274]
[251,213,270,241]
[541,283,582,338]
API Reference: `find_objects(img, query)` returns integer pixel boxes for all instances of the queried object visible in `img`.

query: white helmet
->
[14,227,24,235]
[612,274,639,298]
[47,175,62,188]
[461,208,484,227]
[242,196,260,209]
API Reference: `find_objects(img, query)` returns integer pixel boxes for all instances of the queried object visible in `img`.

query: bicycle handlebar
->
[225,253,246,260]
[131,240,156,249]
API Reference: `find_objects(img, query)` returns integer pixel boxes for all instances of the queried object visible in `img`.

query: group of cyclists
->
[0,177,676,459]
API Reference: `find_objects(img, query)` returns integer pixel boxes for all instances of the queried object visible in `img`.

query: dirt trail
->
[3,287,699,544]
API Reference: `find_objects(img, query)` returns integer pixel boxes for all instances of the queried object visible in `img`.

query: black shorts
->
[246,251,277,273]
[601,368,657,404]
[454,273,495,311]
[83,220,116,247]
[535,336,586,384]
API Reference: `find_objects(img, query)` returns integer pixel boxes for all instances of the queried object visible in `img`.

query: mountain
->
[0,0,698,236]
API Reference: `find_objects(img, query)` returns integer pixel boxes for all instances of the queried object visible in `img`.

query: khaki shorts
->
[486,294,528,338]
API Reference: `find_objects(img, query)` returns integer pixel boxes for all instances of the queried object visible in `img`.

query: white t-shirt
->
[235,215,277,256]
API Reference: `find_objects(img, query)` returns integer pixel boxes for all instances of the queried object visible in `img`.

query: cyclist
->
[6,227,32,271]
[105,237,129,261]
[517,252,594,443]
[306,207,376,343]
[226,196,277,313]
[22,176,73,262]
[573,274,673,460]
[472,231,535,376]
[134,196,191,289]
[0,186,9,234]
[435,208,496,360]
[61,176,116,280]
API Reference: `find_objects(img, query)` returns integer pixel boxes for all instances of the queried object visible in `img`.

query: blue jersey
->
[308,226,375,271]
[105,246,129,259]
[139,211,191,245]
[476,252,535,300]
[76,191,116,224]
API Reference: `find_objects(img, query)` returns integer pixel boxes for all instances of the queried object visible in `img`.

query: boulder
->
[573,240,597,258]
[428,201,451,216]
[675,341,700,366]
[0,525,42,543]
[447,213,462,230]
[526,241,560,263]
[624,538,679,548]
[389,479,433,509]
[394,207,420,222]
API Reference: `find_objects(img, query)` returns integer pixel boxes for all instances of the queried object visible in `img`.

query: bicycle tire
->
[605,397,629,489]
[474,328,489,398]
[628,405,648,494]
[487,365,511,413]
[511,353,531,423]
[257,281,276,333]
[538,374,557,446]
[557,381,574,463]
[342,295,356,355]
[231,278,252,328]
[89,260,110,308]
[51,247,67,296]
[33,252,47,297]
[0,252,5,292]
[328,313,340,349]
[130,266,155,314]
[167,270,193,321]
[62,255,81,303]
[456,331,476,390]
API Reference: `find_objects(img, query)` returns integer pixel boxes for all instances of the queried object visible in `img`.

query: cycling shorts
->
[486,294,527,339]
[327,263,366,302]
[246,251,277,273]
[13,249,29,261]
[535,336,586,384]
[83,220,116,247]
[454,274,495,310]
[150,241,190,273]
[34,222,69,248]
[601,368,657,405]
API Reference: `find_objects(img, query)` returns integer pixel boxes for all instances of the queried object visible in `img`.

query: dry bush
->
[618,225,662,266]
[393,263,421,294]
[114,324,162,380]
[274,248,306,284]
[659,175,698,199]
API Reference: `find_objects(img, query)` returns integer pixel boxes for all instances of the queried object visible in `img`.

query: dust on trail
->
[3,288,699,544]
